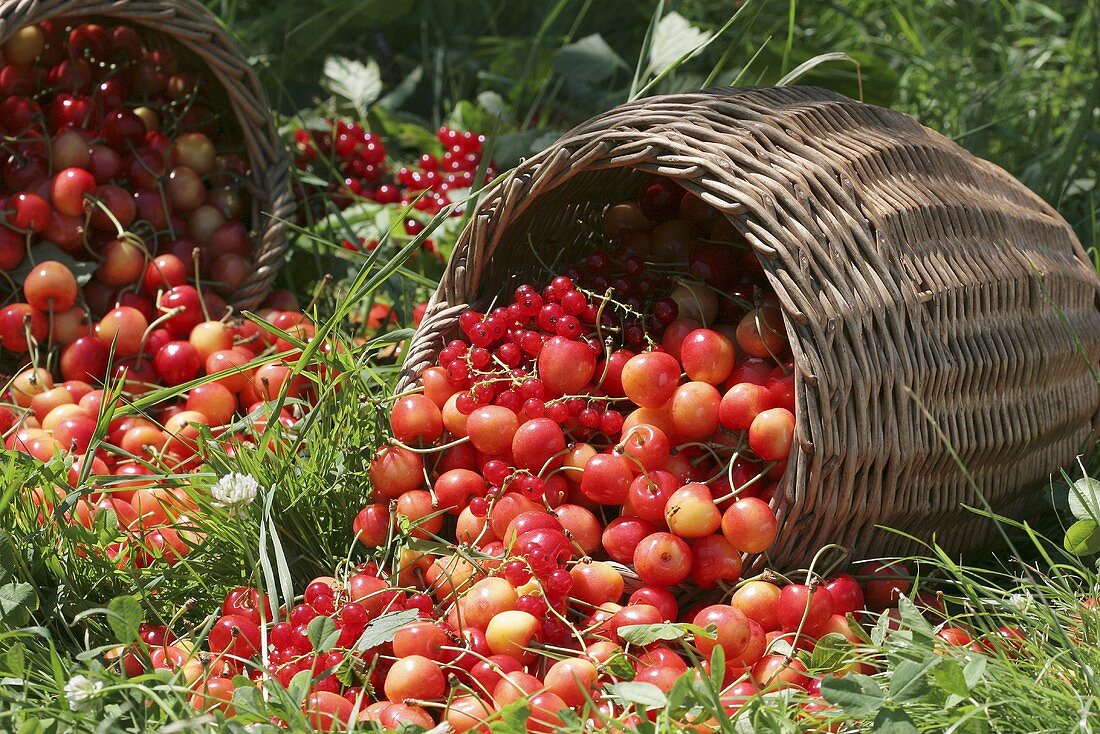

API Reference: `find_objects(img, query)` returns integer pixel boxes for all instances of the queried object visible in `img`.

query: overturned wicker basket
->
[400,87,1100,569]
[0,0,293,310]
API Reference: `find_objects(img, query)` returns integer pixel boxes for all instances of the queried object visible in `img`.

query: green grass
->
[1,1,1098,732]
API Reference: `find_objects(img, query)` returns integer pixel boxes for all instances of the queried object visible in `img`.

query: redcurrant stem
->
[535,446,574,479]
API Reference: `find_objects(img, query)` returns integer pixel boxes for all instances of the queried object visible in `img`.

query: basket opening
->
[453,163,801,546]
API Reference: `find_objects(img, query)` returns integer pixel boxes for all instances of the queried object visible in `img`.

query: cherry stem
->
[387,434,470,455]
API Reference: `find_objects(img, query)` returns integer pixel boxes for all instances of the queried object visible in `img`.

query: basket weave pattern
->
[400,87,1100,568]
[0,0,293,309]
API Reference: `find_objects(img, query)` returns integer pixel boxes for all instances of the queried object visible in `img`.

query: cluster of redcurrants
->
[291,121,495,250]
[0,21,317,567]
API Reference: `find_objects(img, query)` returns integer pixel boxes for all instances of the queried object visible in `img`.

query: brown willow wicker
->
[0,0,293,310]
[399,86,1100,570]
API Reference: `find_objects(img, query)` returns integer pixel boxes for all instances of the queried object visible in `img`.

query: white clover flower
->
[211,472,260,513]
[64,674,102,711]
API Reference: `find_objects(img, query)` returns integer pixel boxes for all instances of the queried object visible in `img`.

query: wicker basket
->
[399,86,1100,570]
[0,0,293,310]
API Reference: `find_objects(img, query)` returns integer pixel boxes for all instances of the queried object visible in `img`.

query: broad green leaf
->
[554,34,627,82]
[871,610,891,646]
[897,595,934,636]
[4,642,25,678]
[647,12,710,75]
[806,632,853,673]
[1064,519,1100,555]
[306,615,339,653]
[355,609,419,651]
[106,595,142,644]
[931,658,969,700]
[963,655,987,689]
[889,659,934,703]
[607,680,669,708]
[821,673,884,716]
[873,706,919,733]
[322,56,383,115]
[1068,477,1100,520]
[0,582,37,626]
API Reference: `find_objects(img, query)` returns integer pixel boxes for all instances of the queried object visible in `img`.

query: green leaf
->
[604,651,636,681]
[1064,519,1100,555]
[4,642,25,678]
[488,699,530,733]
[7,243,97,286]
[554,34,627,82]
[872,706,918,734]
[322,56,382,115]
[107,595,142,644]
[931,658,969,700]
[963,655,987,689]
[897,595,934,636]
[889,659,934,703]
[607,680,669,708]
[306,615,339,653]
[355,609,419,651]
[821,673,885,716]
[871,610,891,646]
[807,632,853,673]
[287,669,312,705]
[617,621,708,646]
[1068,477,1100,520]
[0,582,37,626]
[647,12,710,75]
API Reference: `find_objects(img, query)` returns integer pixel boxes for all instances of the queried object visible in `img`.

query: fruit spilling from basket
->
[0,20,316,566]
[113,176,1034,731]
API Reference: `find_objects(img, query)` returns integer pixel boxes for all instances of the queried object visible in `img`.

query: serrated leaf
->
[872,706,918,734]
[889,659,934,703]
[306,615,339,653]
[821,673,884,716]
[931,659,969,702]
[647,12,711,75]
[607,680,669,708]
[488,699,530,733]
[355,609,419,651]
[963,655,987,689]
[604,651,636,681]
[0,582,37,626]
[1064,519,1100,555]
[322,56,382,115]
[107,595,142,644]
[553,34,627,82]
[1069,477,1100,520]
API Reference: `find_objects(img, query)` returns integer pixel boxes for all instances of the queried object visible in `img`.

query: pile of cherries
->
[0,21,316,566]
[130,177,947,731]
